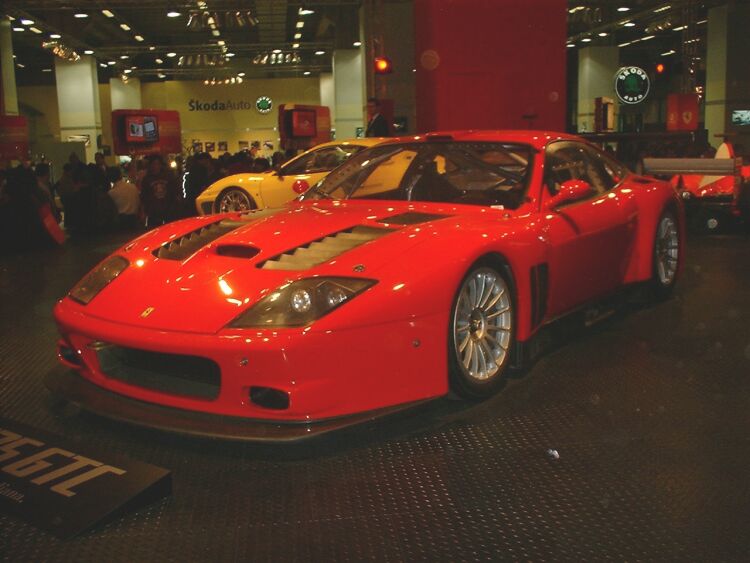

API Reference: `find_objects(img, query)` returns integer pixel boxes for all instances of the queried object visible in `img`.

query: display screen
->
[125,116,159,142]
[291,110,316,137]
[731,110,750,126]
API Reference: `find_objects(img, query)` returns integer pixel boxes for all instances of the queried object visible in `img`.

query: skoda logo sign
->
[255,96,273,114]
[615,66,650,105]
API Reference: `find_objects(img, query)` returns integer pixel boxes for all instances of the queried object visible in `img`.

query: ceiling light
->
[16,63,25,68]
[100,63,107,68]
[568,6,584,13]
[292,43,300,48]
[74,13,88,18]
[134,35,144,41]
[296,21,304,28]
[298,7,314,15]
[49,33,61,39]
[303,71,311,75]
[623,22,635,27]
[237,72,245,77]
[155,58,163,64]
[42,68,52,72]
[123,69,132,74]
[697,19,707,25]
[120,23,131,31]
[661,49,676,56]
[566,43,575,48]
[618,41,632,47]
[149,46,156,51]
[272,49,282,54]
[107,61,116,65]
[294,32,302,39]
[158,73,167,78]
[217,40,225,46]
[598,32,608,37]
[29,27,43,34]
[84,50,94,55]
[211,29,220,36]
[353,41,362,47]
[640,35,655,41]
[102,10,114,18]
[226,52,235,57]
[314,50,325,55]
[654,5,671,13]
[167,52,177,57]
[20,19,34,25]
[673,25,686,31]
[617,6,630,12]
[120,55,129,59]
[581,37,591,42]
[167,11,181,18]
[12,27,24,32]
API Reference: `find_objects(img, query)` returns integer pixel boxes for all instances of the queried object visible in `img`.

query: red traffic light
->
[374,57,393,74]
[656,63,665,74]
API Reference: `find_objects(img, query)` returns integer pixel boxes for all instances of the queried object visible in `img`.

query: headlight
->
[228,277,376,328]
[681,190,691,200]
[69,256,129,305]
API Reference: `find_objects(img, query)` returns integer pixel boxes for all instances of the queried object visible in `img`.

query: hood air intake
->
[377,212,450,225]
[154,220,245,261]
[260,225,394,271]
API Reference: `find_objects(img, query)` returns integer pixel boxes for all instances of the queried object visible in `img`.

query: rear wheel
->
[217,188,255,213]
[449,265,514,399]
[651,211,680,299]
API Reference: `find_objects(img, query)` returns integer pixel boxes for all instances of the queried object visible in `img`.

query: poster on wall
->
[205,141,216,153]
[192,141,203,152]
[112,109,181,156]
[239,141,249,151]
[218,141,228,152]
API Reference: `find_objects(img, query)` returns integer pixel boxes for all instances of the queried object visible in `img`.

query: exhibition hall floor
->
[1,230,749,560]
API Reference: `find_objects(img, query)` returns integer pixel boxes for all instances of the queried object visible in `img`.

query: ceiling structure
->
[3,0,362,85]
[1,0,727,87]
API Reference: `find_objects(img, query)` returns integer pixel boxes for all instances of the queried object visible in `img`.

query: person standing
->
[107,166,140,230]
[140,155,180,226]
[365,98,390,137]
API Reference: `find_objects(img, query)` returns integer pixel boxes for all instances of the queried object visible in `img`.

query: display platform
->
[1,231,749,560]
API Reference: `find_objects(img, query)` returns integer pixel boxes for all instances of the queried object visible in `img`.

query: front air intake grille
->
[154,220,243,261]
[95,344,220,400]
[259,225,394,271]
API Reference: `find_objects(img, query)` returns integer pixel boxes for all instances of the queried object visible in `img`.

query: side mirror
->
[546,179,592,210]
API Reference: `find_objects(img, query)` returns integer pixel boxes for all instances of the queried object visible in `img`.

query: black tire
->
[216,188,256,213]
[651,210,680,300]
[448,262,515,399]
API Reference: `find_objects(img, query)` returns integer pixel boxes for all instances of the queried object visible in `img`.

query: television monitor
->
[731,110,750,126]
[125,115,159,142]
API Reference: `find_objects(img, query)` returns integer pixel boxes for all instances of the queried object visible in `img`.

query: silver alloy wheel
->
[218,189,252,213]
[453,267,513,381]
[655,214,679,285]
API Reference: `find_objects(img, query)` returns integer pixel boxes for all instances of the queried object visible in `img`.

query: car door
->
[542,141,637,316]
[261,145,365,207]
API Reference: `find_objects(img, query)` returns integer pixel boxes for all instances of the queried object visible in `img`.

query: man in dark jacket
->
[365,98,390,137]
[140,155,181,226]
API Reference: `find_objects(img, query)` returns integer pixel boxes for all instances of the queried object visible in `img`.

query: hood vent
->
[377,212,450,225]
[216,244,260,259]
[154,220,244,261]
[260,225,394,271]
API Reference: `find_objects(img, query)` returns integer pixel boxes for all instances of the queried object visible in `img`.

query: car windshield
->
[302,141,533,209]
[280,144,366,175]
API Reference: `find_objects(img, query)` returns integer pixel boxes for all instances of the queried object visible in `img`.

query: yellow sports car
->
[195,138,385,215]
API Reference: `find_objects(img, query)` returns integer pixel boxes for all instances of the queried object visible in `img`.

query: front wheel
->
[449,265,514,399]
[651,211,680,299]
[217,188,255,213]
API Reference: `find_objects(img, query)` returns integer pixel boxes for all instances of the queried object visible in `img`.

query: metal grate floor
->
[1,231,750,561]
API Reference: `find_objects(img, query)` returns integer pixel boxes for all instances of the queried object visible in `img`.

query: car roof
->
[381,130,583,151]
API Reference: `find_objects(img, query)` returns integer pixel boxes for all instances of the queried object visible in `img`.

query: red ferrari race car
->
[645,141,750,231]
[49,131,684,441]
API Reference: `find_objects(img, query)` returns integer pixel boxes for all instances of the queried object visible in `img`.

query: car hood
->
[80,200,499,334]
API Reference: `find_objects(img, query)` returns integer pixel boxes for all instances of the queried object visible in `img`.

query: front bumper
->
[45,366,427,442]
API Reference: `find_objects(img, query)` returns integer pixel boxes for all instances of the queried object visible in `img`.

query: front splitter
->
[44,367,430,443]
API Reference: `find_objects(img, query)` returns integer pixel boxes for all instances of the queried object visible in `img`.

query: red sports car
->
[50,131,684,441]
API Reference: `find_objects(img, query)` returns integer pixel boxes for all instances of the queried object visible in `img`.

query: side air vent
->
[216,245,260,259]
[153,220,243,261]
[530,263,549,329]
[377,212,450,225]
[259,225,394,271]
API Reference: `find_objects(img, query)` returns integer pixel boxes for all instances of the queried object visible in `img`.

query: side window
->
[580,145,618,192]
[279,145,363,175]
[544,142,590,195]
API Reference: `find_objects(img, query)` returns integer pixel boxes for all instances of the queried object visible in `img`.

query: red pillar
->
[414,0,568,132]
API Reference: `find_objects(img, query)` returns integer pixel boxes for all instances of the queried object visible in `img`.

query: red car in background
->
[646,141,750,231]
[49,131,684,441]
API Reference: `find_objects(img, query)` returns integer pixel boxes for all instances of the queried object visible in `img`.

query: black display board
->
[0,417,171,538]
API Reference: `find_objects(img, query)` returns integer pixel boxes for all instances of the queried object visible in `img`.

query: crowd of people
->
[0,148,289,254]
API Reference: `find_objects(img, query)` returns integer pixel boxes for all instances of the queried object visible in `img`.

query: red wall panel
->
[414,0,567,132]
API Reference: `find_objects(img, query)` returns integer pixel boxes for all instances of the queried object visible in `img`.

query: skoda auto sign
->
[615,66,650,105]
